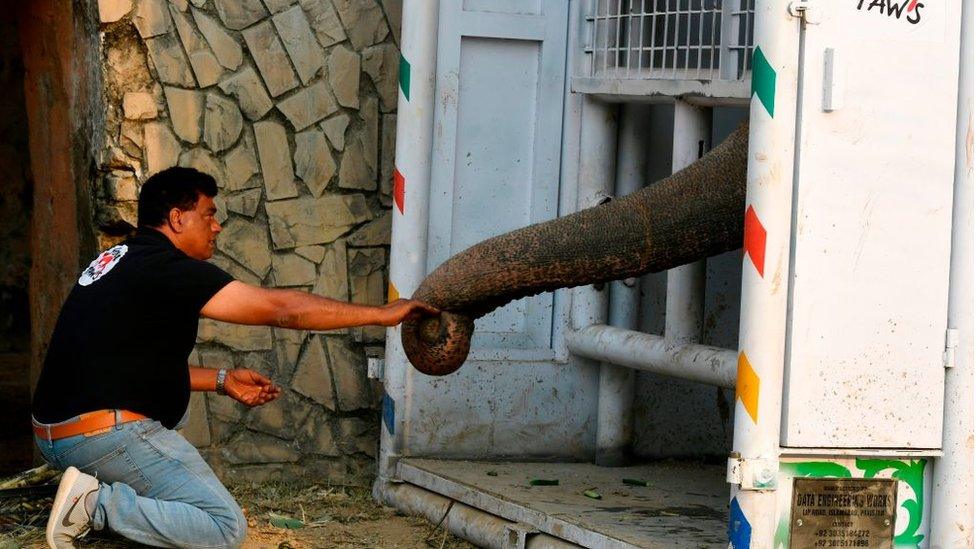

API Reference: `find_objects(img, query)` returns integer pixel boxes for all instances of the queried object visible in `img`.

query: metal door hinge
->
[727,455,779,491]
[943,328,959,368]
[788,0,821,24]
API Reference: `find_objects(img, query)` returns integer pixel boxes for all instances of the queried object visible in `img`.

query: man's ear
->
[167,207,184,233]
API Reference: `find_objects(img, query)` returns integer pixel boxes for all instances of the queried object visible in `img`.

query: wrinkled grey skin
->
[403,123,750,376]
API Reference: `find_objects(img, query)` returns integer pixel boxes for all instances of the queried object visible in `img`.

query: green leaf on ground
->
[269,512,305,529]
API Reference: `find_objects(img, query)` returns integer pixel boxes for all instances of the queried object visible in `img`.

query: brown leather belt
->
[32,409,148,441]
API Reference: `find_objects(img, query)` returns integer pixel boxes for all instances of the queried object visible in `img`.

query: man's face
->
[178,194,221,260]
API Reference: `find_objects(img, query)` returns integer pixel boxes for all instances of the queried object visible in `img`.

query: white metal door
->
[427,0,568,353]
[400,0,594,458]
[781,1,961,448]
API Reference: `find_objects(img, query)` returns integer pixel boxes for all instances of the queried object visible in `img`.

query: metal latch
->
[727,455,779,491]
[367,357,385,379]
[943,328,959,369]
[788,0,821,24]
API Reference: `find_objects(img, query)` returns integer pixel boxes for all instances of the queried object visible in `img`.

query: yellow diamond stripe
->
[388,281,400,302]
[736,352,760,424]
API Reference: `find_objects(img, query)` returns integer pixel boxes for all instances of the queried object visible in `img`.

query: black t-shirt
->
[32,228,234,428]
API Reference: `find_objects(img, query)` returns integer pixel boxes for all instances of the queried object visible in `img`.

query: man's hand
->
[225,369,281,407]
[377,299,440,326]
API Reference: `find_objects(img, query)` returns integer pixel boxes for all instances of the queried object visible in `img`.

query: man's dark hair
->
[138,167,218,228]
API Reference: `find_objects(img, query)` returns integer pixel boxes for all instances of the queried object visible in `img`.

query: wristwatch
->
[215,368,228,395]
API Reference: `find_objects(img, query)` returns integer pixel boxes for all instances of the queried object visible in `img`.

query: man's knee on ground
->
[213,499,247,547]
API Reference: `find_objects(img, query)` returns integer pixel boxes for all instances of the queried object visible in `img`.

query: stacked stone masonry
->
[96,0,402,486]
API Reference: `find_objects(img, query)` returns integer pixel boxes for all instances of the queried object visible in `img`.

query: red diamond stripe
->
[393,168,405,214]
[744,205,767,277]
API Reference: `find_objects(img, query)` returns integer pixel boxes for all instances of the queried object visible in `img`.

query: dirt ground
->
[0,481,476,549]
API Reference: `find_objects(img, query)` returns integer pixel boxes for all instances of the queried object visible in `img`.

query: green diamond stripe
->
[399,54,411,101]
[751,47,776,118]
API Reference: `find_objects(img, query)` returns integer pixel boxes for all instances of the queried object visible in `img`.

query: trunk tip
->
[401,312,474,376]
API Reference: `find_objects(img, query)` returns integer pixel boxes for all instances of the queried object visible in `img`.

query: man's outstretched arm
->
[199,281,438,331]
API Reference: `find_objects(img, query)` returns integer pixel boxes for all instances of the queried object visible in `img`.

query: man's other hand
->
[378,299,440,326]
[225,369,281,407]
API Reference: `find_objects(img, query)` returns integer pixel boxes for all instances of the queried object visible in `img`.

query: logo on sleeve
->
[79,245,128,286]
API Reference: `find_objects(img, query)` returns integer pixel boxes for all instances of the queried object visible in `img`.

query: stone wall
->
[95,0,400,485]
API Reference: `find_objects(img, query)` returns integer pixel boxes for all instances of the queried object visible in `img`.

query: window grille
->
[585,0,756,81]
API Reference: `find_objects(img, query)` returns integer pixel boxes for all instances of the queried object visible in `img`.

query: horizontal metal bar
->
[565,324,737,388]
[780,447,944,458]
[571,76,750,106]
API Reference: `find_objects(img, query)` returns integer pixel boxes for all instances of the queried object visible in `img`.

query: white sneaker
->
[46,466,99,549]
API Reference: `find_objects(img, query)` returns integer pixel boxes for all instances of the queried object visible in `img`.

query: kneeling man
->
[32,167,436,548]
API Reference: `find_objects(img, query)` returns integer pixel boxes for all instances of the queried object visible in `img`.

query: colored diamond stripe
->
[743,205,767,277]
[382,392,395,435]
[751,47,776,118]
[388,281,400,302]
[728,497,752,549]
[399,54,411,101]
[393,168,405,213]
[736,352,760,424]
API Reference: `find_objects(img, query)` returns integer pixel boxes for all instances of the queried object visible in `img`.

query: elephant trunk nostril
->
[419,317,441,344]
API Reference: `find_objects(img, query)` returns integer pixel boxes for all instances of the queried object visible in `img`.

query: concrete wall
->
[93,0,401,485]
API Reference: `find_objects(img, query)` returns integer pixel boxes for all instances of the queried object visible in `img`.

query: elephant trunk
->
[403,122,750,376]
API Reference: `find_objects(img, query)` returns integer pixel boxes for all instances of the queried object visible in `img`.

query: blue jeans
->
[35,418,246,548]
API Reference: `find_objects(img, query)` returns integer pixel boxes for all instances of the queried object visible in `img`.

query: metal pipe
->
[569,96,616,333]
[930,0,974,545]
[571,95,615,467]
[552,0,586,362]
[596,103,649,466]
[728,0,801,543]
[567,325,737,388]
[665,261,705,341]
[665,103,709,346]
[380,0,439,481]
[374,481,582,549]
